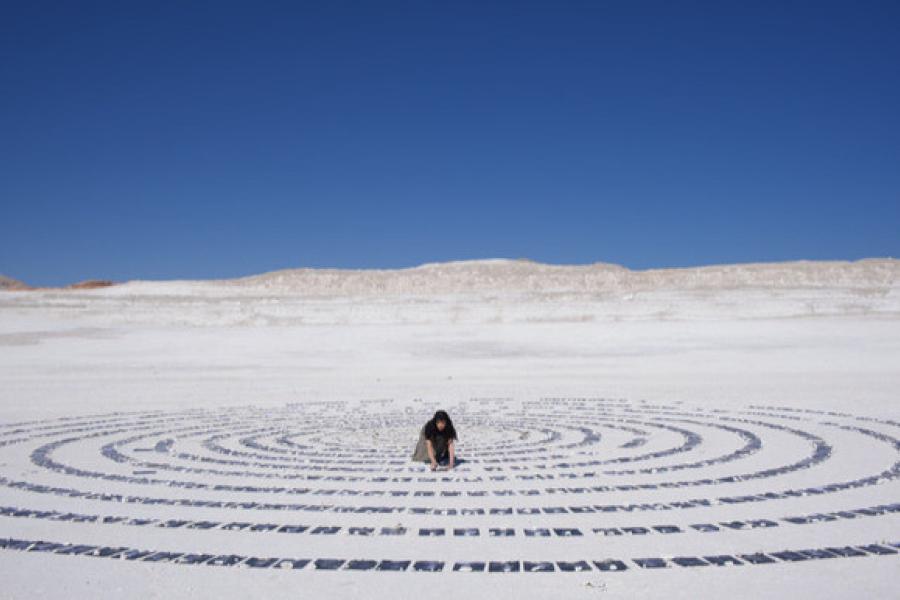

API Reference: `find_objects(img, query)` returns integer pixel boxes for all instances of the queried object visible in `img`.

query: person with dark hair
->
[411,410,458,470]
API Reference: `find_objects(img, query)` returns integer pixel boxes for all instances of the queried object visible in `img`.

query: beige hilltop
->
[0,274,30,291]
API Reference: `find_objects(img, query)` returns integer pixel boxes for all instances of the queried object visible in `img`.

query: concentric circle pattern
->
[1,397,898,573]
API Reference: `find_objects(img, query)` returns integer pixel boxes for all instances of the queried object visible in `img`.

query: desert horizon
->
[3,255,897,289]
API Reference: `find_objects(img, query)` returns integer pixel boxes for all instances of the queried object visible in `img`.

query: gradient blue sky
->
[2,2,898,285]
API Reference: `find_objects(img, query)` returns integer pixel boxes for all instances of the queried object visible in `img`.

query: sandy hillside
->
[0,274,29,291]
[1,258,897,327]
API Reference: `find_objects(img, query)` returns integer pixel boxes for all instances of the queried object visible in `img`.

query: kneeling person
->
[412,410,457,470]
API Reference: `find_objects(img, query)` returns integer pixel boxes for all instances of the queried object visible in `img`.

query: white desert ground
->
[0,258,898,599]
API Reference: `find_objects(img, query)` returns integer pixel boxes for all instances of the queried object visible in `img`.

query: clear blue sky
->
[2,2,898,286]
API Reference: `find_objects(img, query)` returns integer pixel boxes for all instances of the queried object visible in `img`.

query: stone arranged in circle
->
[0,398,897,576]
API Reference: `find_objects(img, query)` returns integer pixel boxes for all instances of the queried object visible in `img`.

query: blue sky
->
[2,2,898,286]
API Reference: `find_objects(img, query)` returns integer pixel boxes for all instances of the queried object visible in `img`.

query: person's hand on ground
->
[447,461,455,469]
[430,461,438,471]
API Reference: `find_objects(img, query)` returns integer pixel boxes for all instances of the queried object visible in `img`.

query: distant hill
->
[67,280,115,290]
[0,276,117,291]
[219,257,899,296]
[4,259,897,324]
[0,275,30,290]
[4,259,898,296]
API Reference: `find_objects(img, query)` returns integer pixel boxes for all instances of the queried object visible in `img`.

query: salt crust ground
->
[0,259,898,599]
